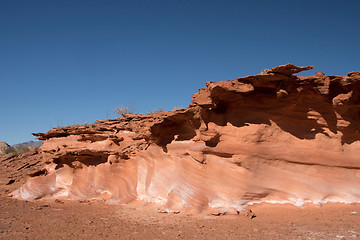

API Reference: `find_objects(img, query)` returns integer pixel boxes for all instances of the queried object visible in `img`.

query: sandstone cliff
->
[12,64,360,214]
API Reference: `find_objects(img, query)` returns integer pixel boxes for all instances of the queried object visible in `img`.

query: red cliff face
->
[12,64,360,214]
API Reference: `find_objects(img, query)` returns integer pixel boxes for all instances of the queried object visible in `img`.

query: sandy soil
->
[1,181,360,240]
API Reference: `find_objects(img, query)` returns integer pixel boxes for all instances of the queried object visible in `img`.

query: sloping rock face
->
[12,64,360,214]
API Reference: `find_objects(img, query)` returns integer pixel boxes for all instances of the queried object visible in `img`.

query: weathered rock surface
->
[11,64,360,214]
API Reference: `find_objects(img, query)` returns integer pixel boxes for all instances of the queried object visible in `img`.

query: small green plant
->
[260,69,269,75]
[115,106,134,117]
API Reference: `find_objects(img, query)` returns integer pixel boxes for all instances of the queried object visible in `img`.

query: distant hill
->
[0,142,13,155]
[12,141,42,148]
[0,141,42,156]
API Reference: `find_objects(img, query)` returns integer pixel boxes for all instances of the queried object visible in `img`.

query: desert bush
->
[260,69,269,75]
[146,108,166,115]
[115,106,134,117]
[172,107,184,111]
[64,123,81,128]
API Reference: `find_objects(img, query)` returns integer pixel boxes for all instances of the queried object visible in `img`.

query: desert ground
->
[1,181,360,239]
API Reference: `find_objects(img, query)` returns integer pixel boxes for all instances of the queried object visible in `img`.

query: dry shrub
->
[115,106,134,117]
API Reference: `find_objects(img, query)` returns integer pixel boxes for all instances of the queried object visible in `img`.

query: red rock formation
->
[12,64,360,214]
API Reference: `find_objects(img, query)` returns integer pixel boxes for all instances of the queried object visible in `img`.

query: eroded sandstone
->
[12,64,360,214]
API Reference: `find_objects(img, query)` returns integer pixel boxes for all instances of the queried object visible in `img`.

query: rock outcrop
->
[12,64,360,214]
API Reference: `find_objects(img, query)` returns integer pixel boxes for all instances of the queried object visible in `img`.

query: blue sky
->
[1,0,360,145]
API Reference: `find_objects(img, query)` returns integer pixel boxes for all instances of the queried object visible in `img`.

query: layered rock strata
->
[12,64,360,214]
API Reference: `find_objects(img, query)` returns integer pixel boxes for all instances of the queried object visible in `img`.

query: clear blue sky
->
[1,0,359,145]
